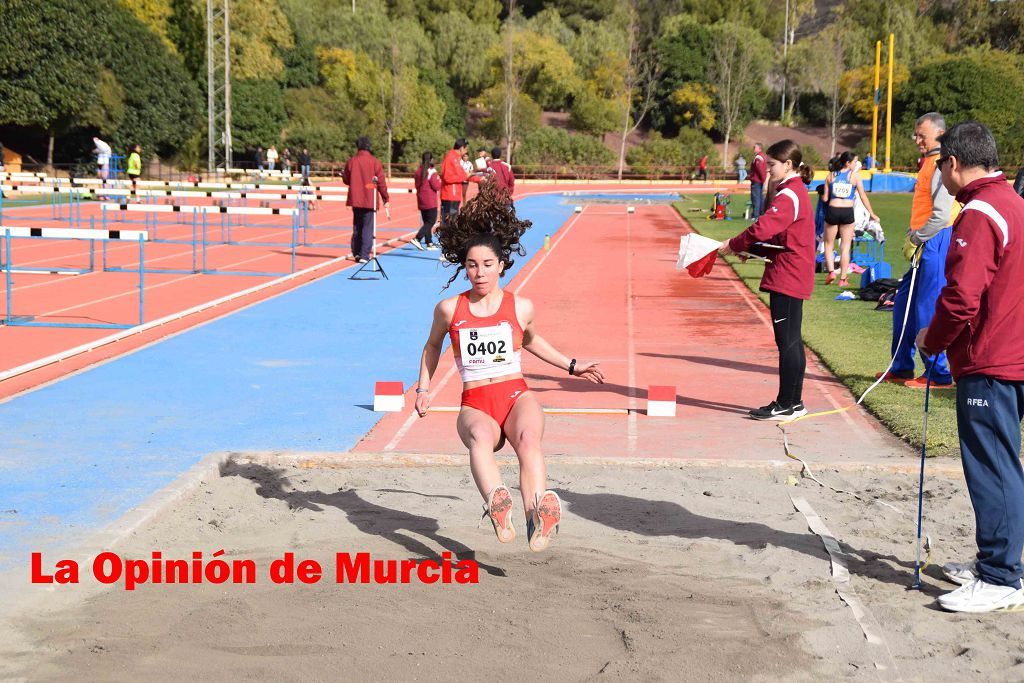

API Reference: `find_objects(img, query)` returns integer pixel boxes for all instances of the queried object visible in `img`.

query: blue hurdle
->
[100,203,299,277]
[3,226,147,330]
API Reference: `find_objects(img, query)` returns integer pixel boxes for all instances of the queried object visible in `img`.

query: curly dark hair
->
[437,181,530,289]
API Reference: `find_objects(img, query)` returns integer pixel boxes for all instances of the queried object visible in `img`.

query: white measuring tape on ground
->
[790,495,900,675]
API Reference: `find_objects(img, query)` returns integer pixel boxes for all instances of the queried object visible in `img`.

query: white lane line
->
[626,210,638,454]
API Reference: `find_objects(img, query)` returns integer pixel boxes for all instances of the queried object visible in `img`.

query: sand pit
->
[2,454,1022,681]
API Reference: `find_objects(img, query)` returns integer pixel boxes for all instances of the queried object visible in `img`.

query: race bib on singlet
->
[832,181,853,199]
[459,323,515,371]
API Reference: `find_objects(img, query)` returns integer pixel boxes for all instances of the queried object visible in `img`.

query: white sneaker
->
[426,243,439,251]
[937,577,1024,613]
[410,238,425,251]
[942,560,979,586]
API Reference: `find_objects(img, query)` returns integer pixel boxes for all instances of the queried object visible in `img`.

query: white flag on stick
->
[676,233,722,277]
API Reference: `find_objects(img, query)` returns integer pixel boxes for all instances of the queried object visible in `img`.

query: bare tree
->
[709,24,766,171]
[378,43,404,178]
[616,1,658,181]
[501,0,525,165]
[378,27,413,177]
[805,25,854,157]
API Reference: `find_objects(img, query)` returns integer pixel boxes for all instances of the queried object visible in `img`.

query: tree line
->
[3,0,1024,175]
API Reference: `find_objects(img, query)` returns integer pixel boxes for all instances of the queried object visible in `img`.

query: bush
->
[626,130,716,178]
[514,128,614,175]
[800,144,824,170]
[898,52,1024,167]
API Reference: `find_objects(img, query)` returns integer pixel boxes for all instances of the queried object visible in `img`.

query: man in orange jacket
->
[440,138,469,226]
[882,112,957,388]
[342,136,389,263]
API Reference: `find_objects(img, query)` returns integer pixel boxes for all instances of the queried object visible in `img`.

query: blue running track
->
[0,194,578,571]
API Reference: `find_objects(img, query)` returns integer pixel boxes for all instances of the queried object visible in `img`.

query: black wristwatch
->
[568,359,577,376]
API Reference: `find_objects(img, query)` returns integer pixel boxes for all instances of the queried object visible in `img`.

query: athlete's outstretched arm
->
[518,297,605,384]
[415,300,453,417]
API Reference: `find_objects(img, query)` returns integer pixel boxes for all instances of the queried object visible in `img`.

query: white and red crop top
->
[448,290,525,382]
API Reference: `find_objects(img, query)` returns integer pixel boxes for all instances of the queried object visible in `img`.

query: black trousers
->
[351,208,375,260]
[416,208,438,243]
[440,200,460,226]
[769,292,806,407]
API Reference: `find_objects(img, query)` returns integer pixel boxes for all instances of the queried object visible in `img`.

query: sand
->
[2,453,1022,681]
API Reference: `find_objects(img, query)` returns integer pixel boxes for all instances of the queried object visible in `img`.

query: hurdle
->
[100,203,299,276]
[0,184,90,224]
[100,200,342,254]
[6,176,355,193]
[92,187,348,202]
[3,226,147,329]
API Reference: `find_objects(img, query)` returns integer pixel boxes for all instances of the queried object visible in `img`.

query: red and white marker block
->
[626,206,636,214]
[574,205,583,213]
[647,385,677,417]
[373,381,406,412]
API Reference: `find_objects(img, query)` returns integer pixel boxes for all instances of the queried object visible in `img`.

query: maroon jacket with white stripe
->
[923,172,1024,380]
[487,158,515,195]
[728,174,816,300]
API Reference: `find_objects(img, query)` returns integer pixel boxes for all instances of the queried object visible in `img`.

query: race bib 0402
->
[459,323,514,370]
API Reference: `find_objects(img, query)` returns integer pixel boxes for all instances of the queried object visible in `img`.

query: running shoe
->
[904,376,955,389]
[937,578,1024,613]
[838,278,850,287]
[748,401,807,421]
[874,370,914,382]
[824,271,837,285]
[482,485,515,543]
[528,490,562,552]
[426,244,439,251]
[942,560,979,586]
[410,238,425,251]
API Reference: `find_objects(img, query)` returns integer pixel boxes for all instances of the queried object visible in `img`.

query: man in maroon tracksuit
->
[917,122,1024,613]
[486,147,515,199]
[342,136,390,263]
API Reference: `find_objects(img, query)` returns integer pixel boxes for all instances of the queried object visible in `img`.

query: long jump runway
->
[360,201,909,467]
[5,192,1014,680]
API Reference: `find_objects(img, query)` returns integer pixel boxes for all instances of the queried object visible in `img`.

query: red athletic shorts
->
[461,378,529,430]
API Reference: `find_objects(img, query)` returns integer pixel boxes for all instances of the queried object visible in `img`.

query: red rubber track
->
[356,203,905,465]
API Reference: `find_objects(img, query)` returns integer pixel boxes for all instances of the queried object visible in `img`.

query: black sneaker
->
[748,401,807,421]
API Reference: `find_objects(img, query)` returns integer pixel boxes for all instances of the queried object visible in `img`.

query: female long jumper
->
[415,183,604,551]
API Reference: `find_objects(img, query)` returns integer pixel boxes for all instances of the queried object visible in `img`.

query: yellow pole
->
[871,40,881,169]
[884,33,894,173]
